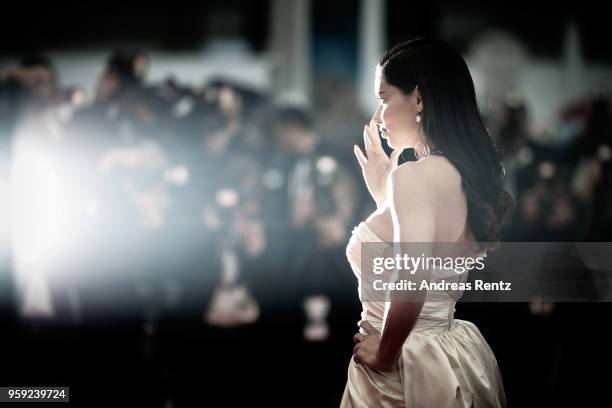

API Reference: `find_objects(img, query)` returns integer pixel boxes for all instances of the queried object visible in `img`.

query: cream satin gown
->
[340,221,507,408]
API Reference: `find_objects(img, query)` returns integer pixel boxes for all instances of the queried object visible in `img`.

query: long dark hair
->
[379,37,514,249]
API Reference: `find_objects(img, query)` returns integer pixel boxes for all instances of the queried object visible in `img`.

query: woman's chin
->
[383,133,407,150]
[384,136,410,150]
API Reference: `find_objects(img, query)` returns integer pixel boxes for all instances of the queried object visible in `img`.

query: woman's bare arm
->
[375,162,436,367]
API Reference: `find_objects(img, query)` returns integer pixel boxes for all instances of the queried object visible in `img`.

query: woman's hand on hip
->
[353,321,396,372]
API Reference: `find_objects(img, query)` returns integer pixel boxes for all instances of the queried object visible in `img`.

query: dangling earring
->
[416,113,421,123]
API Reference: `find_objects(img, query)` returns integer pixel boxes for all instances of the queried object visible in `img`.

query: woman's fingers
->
[389,148,404,169]
[363,125,373,152]
[356,121,396,171]
[368,118,381,143]
[359,320,379,335]
[365,120,384,154]
[353,333,365,344]
[354,145,367,169]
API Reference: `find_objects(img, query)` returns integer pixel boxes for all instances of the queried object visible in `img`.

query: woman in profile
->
[341,37,513,407]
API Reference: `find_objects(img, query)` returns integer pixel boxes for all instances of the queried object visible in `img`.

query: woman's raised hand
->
[354,119,403,208]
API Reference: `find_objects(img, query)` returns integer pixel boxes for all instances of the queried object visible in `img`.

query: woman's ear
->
[414,86,423,110]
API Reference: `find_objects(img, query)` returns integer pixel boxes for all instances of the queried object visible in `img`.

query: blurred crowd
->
[490,91,612,242]
[0,50,369,332]
[0,49,610,330]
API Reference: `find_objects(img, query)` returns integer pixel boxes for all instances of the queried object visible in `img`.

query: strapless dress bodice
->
[345,221,486,333]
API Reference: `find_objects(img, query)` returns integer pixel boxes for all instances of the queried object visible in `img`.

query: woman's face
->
[372,65,423,149]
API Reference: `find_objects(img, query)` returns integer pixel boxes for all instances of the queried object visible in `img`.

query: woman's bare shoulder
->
[390,155,459,179]
[390,155,461,193]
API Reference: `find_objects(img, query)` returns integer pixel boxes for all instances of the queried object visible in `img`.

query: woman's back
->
[364,154,476,245]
